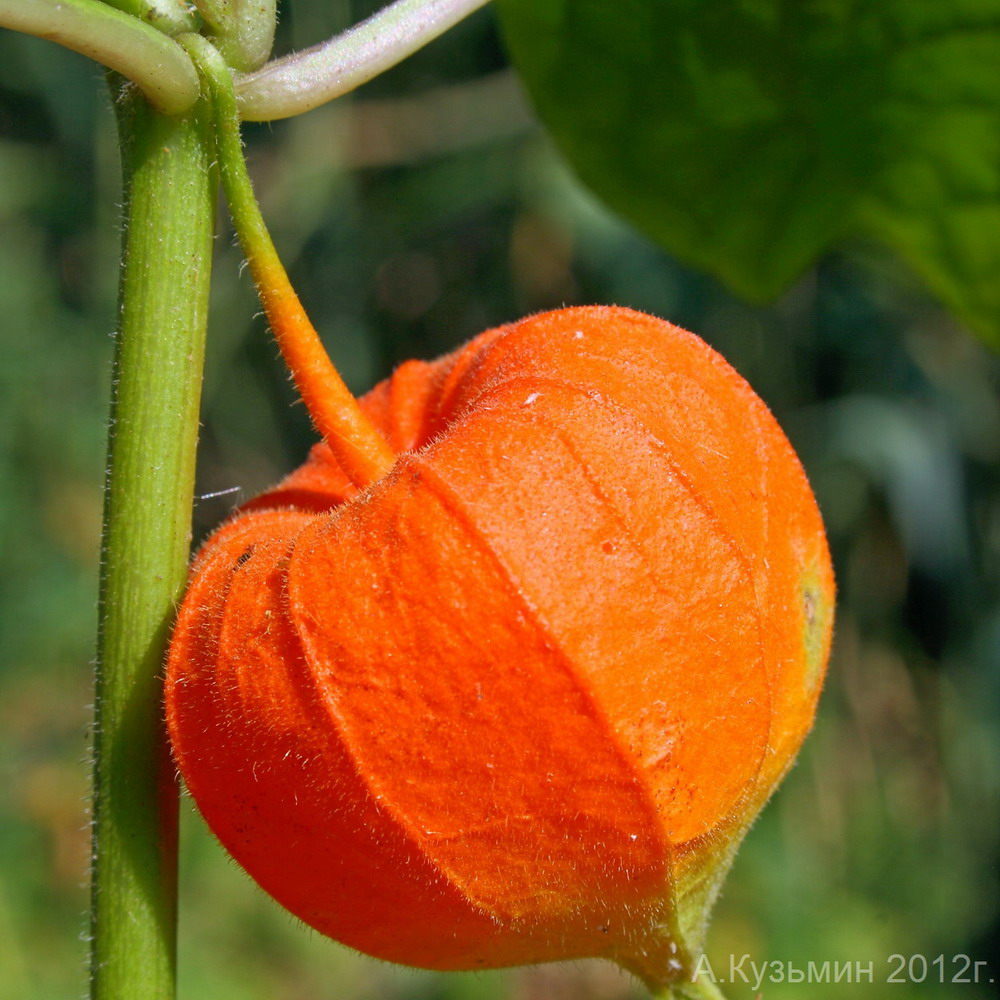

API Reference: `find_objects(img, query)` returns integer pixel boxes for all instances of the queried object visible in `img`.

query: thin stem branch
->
[236,0,493,121]
[90,83,216,1000]
[0,0,199,115]
[182,34,395,488]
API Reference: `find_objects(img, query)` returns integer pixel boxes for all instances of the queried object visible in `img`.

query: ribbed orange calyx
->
[166,306,834,992]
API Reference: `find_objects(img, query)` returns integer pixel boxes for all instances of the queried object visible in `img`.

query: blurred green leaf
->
[497,0,1000,349]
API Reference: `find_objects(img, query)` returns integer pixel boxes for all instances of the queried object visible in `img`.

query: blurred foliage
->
[499,0,1000,350]
[1,2,999,998]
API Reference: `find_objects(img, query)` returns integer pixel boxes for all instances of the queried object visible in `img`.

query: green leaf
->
[497,0,1000,349]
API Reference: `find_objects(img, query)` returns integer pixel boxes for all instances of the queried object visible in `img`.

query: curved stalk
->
[182,33,395,488]
[0,0,200,115]
[90,83,216,1000]
[236,0,492,121]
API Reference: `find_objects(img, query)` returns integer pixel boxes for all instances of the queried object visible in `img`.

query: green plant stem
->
[1,0,489,121]
[0,0,199,115]
[236,0,493,121]
[90,82,216,1000]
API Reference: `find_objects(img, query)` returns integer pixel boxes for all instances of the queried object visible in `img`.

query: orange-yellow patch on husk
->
[166,306,834,986]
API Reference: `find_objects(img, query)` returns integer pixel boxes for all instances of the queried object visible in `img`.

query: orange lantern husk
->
[166,305,834,993]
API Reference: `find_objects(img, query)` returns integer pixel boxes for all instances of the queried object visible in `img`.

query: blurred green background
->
[1,3,999,998]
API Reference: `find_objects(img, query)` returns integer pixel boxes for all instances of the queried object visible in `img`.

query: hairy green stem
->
[236,0,493,121]
[0,0,199,115]
[90,83,216,1000]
